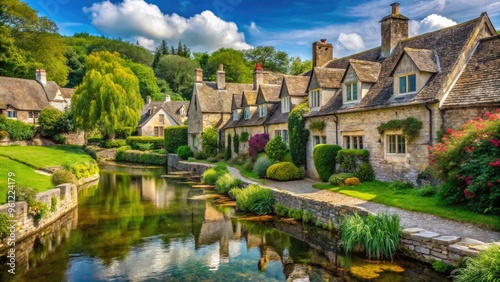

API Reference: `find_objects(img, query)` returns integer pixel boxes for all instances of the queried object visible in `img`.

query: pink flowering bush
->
[429,110,500,214]
[248,133,269,158]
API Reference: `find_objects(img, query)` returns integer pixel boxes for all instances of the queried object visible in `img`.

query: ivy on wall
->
[377,117,423,142]
[309,120,326,132]
[239,131,249,142]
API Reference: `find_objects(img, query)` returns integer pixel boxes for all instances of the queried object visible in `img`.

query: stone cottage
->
[137,95,189,136]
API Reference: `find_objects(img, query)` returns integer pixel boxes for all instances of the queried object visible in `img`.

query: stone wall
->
[61,131,85,145]
[167,154,211,175]
[0,184,78,251]
[442,106,499,130]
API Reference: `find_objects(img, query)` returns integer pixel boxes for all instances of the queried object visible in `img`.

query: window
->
[275,130,281,137]
[28,111,39,119]
[282,97,290,113]
[259,104,266,118]
[345,83,358,102]
[283,130,289,145]
[387,134,406,154]
[399,74,416,94]
[6,111,17,119]
[310,89,320,108]
[154,127,164,137]
[233,110,238,121]
[192,136,197,148]
[159,114,164,125]
[312,135,326,147]
[244,107,250,120]
[343,135,364,149]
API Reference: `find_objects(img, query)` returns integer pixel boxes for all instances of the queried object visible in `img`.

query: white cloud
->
[409,14,457,36]
[338,33,365,51]
[246,21,260,35]
[83,0,252,52]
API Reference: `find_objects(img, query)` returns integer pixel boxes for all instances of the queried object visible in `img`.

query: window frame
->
[159,114,164,125]
[6,111,17,119]
[244,107,250,120]
[345,82,359,102]
[154,126,164,137]
[309,89,321,108]
[343,135,364,149]
[386,134,406,155]
[232,109,238,121]
[259,104,266,118]
[398,73,417,94]
[282,97,290,113]
[282,130,289,145]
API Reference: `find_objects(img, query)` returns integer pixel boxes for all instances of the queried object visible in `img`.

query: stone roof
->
[308,14,493,117]
[279,75,309,98]
[442,35,500,108]
[194,82,253,113]
[231,94,242,110]
[235,103,279,127]
[241,90,258,107]
[43,81,61,101]
[308,67,345,90]
[348,59,382,83]
[402,48,439,73]
[265,103,293,125]
[257,84,281,104]
[0,76,51,110]
[60,88,75,99]
[138,100,189,127]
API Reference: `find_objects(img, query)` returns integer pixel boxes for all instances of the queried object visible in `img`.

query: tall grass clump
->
[339,213,401,260]
[451,244,500,282]
[202,163,229,185]
[215,173,243,194]
[229,185,275,215]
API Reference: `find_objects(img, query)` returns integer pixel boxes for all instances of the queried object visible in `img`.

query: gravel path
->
[227,167,500,243]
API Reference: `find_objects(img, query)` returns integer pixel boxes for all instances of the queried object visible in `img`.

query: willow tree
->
[72,51,143,140]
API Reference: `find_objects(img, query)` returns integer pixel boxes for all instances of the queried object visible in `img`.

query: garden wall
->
[0,184,78,250]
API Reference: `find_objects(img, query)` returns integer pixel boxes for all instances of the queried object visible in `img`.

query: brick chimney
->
[380,3,409,58]
[194,68,203,83]
[216,64,225,90]
[253,63,269,90]
[36,69,47,85]
[312,39,333,68]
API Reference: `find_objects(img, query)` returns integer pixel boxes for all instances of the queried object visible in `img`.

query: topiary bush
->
[176,145,193,160]
[201,126,218,157]
[233,133,240,154]
[229,184,275,215]
[164,125,188,153]
[126,136,164,149]
[51,170,77,186]
[336,149,370,172]
[248,133,269,158]
[313,144,342,182]
[288,101,310,167]
[355,162,375,182]
[253,155,275,179]
[265,135,288,161]
[328,173,355,186]
[225,134,232,160]
[266,162,303,181]
[215,173,243,194]
[344,177,360,186]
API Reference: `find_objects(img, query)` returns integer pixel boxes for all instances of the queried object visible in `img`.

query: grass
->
[187,158,261,182]
[0,145,93,169]
[0,156,53,204]
[314,181,500,231]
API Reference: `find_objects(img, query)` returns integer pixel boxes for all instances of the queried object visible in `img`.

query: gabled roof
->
[60,88,74,99]
[265,103,294,125]
[307,67,345,91]
[347,59,382,83]
[442,35,500,108]
[231,94,242,110]
[43,81,62,101]
[193,82,253,113]
[256,84,281,104]
[399,48,439,74]
[235,103,279,127]
[138,100,189,127]
[279,75,309,98]
[241,90,258,107]
[0,76,51,110]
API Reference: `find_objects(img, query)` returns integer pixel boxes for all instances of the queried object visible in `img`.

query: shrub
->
[214,162,229,173]
[225,134,232,160]
[38,107,62,137]
[313,144,342,182]
[176,145,193,160]
[63,161,99,179]
[432,260,453,274]
[336,149,370,172]
[303,211,314,223]
[229,184,275,215]
[164,126,188,153]
[194,151,207,160]
[126,136,164,150]
[340,213,401,260]
[202,168,223,185]
[115,146,132,160]
[344,177,360,186]
[14,186,48,221]
[51,170,77,185]
[389,180,414,190]
[84,145,101,161]
[215,173,243,194]
[115,127,133,139]
[328,173,355,186]
[87,137,102,144]
[451,244,500,282]
[0,115,35,141]
[254,156,275,178]
[274,203,288,217]
[99,139,127,148]
[233,134,240,154]
[266,162,303,181]
[116,150,166,165]
[288,101,310,167]
[355,162,375,182]
[52,134,66,144]
[418,185,437,197]
[243,161,254,171]
[240,132,249,142]
[0,130,8,139]
[248,133,269,158]
[288,209,303,220]
[265,135,288,161]
[201,126,218,157]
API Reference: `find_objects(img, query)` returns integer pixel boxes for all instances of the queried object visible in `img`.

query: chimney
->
[253,63,269,90]
[165,94,171,102]
[36,69,47,85]
[380,3,409,58]
[216,64,225,90]
[194,68,203,83]
[312,39,333,68]
[146,95,151,104]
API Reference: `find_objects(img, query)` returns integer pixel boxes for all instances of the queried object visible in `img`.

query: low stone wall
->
[0,184,78,251]
[167,154,212,175]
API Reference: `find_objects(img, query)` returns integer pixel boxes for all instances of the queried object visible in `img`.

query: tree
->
[206,48,252,83]
[152,40,169,69]
[193,52,209,77]
[72,51,143,140]
[244,46,289,73]
[125,60,162,101]
[289,56,312,75]
[0,25,38,78]
[154,55,198,100]
[65,46,86,88]
[288,101,310,168]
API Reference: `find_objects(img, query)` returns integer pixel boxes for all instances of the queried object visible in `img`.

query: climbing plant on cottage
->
[377,117,423,142]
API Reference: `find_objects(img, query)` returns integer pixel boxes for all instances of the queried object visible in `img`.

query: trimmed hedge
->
[336,149,370,172]
[126,136,164,150]
[115,146,131,160]
[99,139,127,148]
[51,170,77,185]
[266,162,303,181]
[176,145,193,160]
[115,149,166,165]
[265,135,288,161]
[313,144,342,182]
[164,126,188,153]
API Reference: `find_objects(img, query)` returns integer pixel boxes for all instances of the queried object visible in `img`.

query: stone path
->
[227,167,500,243]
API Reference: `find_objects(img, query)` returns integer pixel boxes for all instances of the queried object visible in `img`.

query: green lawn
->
[0,156,53,204]
[0,145,93,169]
[314,181,500,231]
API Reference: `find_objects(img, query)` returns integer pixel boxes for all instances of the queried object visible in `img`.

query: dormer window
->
[259,104,266,118]
[233,109,238,121]
[282,97,290,113]
[310,89,320,108]
[398,74,416,94]
[345,83,358,102]
[244,107,250,120]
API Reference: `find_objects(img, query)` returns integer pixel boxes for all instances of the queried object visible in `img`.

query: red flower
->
[446,129,454,134]
[464,189,475,199]
[487,182,493,187]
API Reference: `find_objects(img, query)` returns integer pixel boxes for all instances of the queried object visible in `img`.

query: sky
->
[26,0,500,59]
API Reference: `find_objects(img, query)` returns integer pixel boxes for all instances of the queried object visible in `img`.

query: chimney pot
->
[254,63,263,71]
[391,2,400,14]
[320,39,327,43]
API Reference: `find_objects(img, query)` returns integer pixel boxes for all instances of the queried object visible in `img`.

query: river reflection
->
[1,164,448,281]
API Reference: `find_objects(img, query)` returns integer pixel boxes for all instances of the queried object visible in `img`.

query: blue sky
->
[26,0,500,59]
